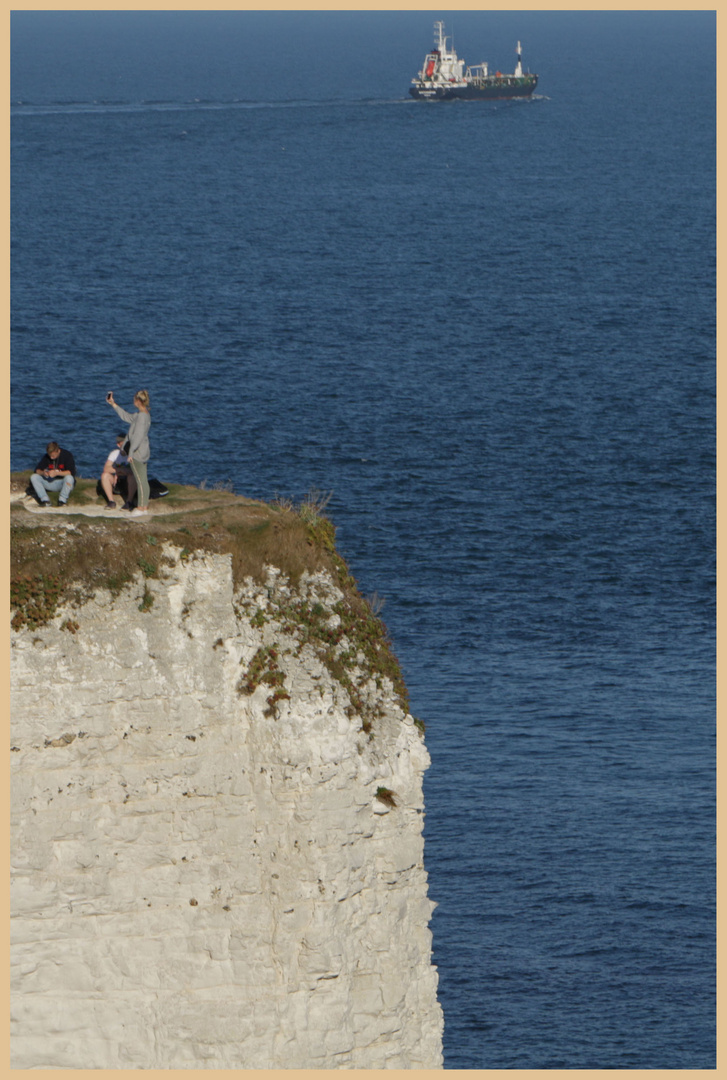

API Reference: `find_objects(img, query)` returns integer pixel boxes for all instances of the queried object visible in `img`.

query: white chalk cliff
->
[11,544,444,1068]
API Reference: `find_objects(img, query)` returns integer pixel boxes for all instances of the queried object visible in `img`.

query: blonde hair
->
[134,389,150,410]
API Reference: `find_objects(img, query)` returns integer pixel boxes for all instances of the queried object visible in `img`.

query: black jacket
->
[35,449,76,476]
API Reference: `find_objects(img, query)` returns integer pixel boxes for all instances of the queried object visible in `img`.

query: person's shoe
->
[105,501,116,510]
[58,502,68,508]
[129,507,149,516]
[41,501,52,508]
[121,503,133,511]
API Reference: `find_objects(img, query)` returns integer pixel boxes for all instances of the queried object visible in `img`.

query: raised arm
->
[107,393,135,424]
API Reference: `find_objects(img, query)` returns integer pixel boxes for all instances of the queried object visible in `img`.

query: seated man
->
[30,442,76,507]
[100,433,137,510]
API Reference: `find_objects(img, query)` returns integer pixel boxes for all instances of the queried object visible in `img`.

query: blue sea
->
[10,11,716,1069]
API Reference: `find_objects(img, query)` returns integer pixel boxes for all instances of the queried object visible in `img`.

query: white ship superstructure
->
[412,21,467,98]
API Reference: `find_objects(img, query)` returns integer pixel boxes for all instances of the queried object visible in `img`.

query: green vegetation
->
[137,557,157,579]
[237,645,291,718]
[10,573,63,631]
[265,589,409,729]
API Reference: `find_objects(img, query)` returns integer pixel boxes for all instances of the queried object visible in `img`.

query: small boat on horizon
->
[409,21,538,101]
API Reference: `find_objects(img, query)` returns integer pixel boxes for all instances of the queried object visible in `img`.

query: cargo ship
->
[409,21,538,101]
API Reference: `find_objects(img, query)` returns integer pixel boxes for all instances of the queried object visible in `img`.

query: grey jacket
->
[113,403,151,464]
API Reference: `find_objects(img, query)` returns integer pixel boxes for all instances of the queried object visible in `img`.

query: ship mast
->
[514,41,523,77]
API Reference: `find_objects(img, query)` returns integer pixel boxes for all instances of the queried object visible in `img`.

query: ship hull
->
[410,76,537,101]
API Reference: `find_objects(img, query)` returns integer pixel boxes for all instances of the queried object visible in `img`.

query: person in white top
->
[100,433,137,510]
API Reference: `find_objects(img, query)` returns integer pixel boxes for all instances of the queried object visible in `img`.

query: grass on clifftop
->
[11,474,336,594]
[10,475,412,720]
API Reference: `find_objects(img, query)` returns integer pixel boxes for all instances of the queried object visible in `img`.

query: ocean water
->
[11,11,715,1069]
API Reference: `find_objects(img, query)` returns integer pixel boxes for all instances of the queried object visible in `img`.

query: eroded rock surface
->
[11,546,443,1069]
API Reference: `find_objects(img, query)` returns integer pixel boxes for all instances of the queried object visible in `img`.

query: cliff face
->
[11,533,443,1068]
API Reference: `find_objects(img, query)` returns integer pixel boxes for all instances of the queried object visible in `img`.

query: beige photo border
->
[4,2,719,1078]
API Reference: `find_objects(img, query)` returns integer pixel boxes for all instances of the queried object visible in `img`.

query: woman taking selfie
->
[106,389,151,516]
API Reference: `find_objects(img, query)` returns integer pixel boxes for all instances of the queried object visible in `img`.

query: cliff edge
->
[10,480,444,1069]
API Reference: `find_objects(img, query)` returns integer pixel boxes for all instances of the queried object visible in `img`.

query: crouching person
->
[100,433,137,510]
[30,442,76,507]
